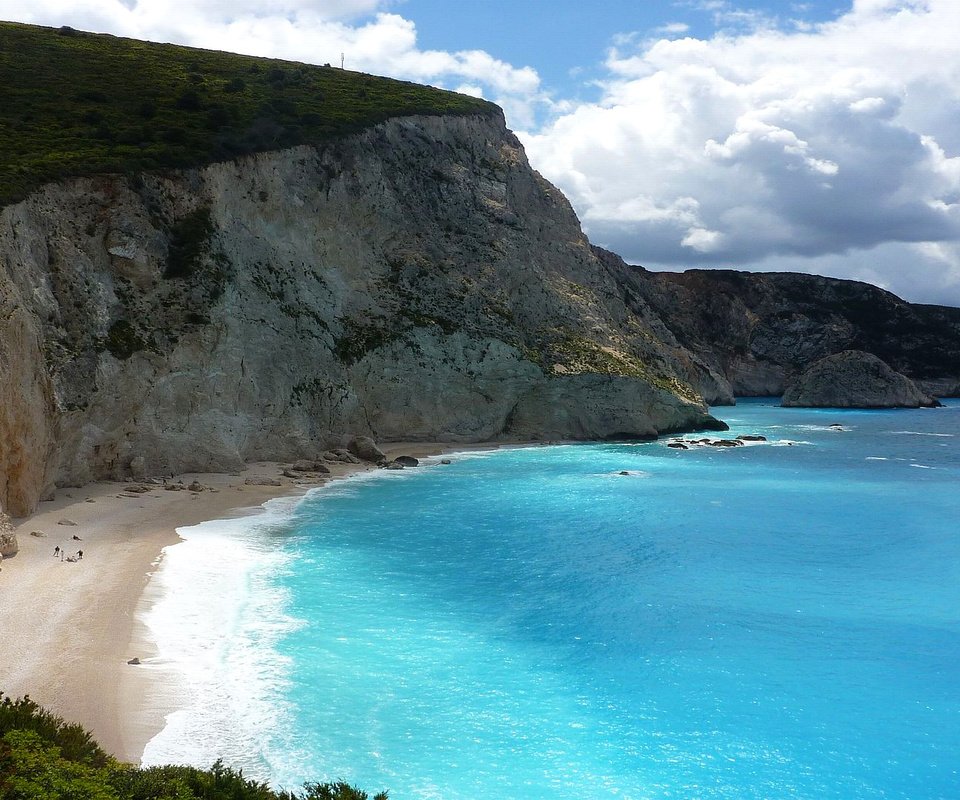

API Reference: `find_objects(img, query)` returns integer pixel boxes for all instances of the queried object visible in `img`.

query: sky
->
[4,1,960,306]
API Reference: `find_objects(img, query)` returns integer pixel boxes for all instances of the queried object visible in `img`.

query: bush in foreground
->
[0,693,387,800]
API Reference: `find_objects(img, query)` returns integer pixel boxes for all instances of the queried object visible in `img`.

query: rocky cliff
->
[627,265,960,399]
[0,112,725,516]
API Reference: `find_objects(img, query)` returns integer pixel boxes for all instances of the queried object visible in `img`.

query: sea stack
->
[782,350,941,408]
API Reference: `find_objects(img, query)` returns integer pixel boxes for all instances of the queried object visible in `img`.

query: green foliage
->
[0,693,387,800]
[299,781,388,800]
[0,730,119,800]
[0,21,499,207]
[104,319,146,359]
[0,694,109,768]
[166,208,214,279]
[333,319,400,366]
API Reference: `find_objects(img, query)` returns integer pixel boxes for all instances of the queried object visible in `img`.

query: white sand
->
[0,444,469,763]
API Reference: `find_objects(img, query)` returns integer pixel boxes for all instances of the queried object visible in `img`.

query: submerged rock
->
[782,351,941,408]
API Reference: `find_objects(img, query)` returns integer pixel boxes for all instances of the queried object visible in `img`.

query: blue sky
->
[3,1,960,305]
[403,0,844,93]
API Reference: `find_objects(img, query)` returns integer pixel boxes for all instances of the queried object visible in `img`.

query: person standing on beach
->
[54,545,60,557]
[77,550,83,560]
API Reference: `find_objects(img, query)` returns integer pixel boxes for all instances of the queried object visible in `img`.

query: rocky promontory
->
[0,26,728,517]
[781,350,941,408]
[627,265,960,399]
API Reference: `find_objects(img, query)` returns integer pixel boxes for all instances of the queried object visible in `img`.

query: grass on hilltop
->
[0,692,387,800]
[0,21,498,207]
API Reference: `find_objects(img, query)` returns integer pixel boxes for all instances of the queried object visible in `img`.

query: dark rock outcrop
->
[623,263,960,399]
[782,350,940,408]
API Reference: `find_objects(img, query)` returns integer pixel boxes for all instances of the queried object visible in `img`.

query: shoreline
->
[0,443,470,764]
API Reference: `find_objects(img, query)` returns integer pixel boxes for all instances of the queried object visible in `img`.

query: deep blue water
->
[143,399,960,799]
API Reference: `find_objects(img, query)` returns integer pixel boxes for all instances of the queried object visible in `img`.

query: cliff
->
[627,265,960,399]
[0,113,725,516]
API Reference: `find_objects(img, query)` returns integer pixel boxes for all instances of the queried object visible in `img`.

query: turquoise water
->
[143,400,960,799]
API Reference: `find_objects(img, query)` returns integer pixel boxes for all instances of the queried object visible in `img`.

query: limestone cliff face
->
[628,266,960,398]
[0,113,723,514]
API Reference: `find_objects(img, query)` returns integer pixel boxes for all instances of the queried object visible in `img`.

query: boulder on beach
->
[347,436,386,463]
[290,460,331,473]
[783,350,941,408]
[392,455,420,467]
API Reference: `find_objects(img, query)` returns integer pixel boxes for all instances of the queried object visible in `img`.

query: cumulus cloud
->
[521,0,960,304]
[1,0,546,125]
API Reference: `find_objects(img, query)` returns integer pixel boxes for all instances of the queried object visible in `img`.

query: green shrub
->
[175,89,203,111]
[165,208,214,279]
[0,694,109,768]
[104,319,145,359]
[0,729,119,800]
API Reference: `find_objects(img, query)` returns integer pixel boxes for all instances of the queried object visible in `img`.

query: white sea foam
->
[139,454,492,779]
[891,431,955,437]
[140,503,304,780]
[602,470,652,478]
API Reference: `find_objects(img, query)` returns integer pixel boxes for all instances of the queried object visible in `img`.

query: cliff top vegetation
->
[0,21,498,207]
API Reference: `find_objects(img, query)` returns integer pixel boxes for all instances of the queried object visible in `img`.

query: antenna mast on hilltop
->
[340,52,344,69]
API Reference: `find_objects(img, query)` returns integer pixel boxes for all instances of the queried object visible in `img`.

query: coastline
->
[0,443,468,764]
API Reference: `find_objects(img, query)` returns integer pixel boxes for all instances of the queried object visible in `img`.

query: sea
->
[140,398,960,799]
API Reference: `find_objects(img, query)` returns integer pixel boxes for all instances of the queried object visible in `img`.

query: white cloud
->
[655,22,690,35]
[521,0,960,305]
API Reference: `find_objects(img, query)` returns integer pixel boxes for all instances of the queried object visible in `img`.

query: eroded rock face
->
[0,509,18,556]
[0,113,722,514]
[782,350,940,408]
[628,266,960,398]
[0,300,57,516]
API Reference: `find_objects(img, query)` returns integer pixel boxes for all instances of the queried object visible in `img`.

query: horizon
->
[3,1,960,305]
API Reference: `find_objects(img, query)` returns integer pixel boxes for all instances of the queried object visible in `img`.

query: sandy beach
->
[0,443,462,764]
